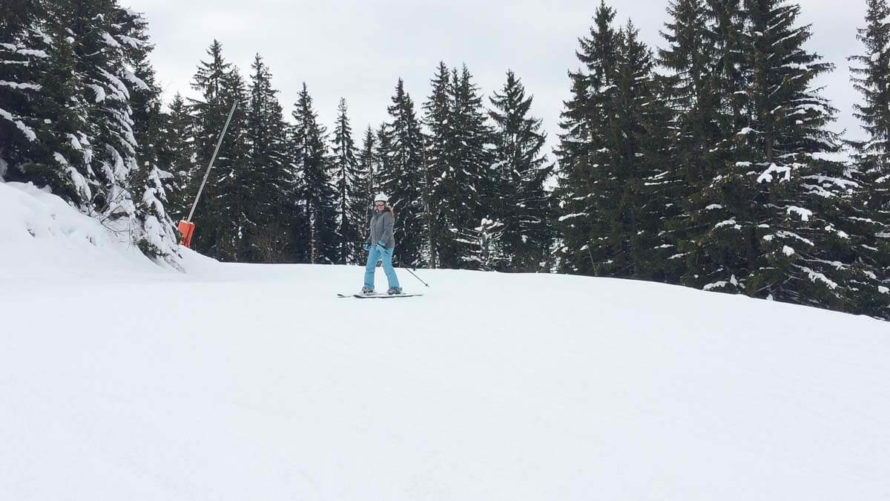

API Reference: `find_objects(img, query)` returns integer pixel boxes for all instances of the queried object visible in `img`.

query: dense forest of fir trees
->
[1,0,888,319]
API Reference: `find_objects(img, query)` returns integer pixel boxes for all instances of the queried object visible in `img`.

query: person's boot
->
[361,286,374,295]
[387,287,402,295]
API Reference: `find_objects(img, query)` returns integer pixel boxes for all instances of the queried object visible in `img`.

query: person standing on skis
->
[362,193,402,295]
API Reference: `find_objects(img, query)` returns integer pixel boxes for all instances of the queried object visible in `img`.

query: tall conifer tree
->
[157,93,195,220]
[849,0,890,315]
[245,54,291,262]
[439,65,495,269]
[347,126,375,259]
[598,21,672,279]
[658,0,724,281]
[357,127,376,204]
[379,79,428,266]
[188,40,250,261]
[2,0,180,261]
[330,98,362,264]
[489,70,553,271]
[125,10,181,261]
[291,83,337,264]
[850,0,890,218]
[686,0,882,314]
[422,62,453,268]
[555,2,622,275]
[0,0,53,186]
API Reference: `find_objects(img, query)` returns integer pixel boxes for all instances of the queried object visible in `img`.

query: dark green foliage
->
[290,83,337,264]
[159,94,196,221]
[694,0,850,306]
[356,127,376,206]
[657,0,725,282]
[683,0,887,316]
[556,5,673,279]
[421,62,451,268]
[423,64,495,269]
[378,79,428,267]
[849,0,890,315]
[851,0,890,170]
[488,70,554,272]
[554,2,622,275]
[243,54,293,262]
[0,0,179,262]
[551,0,889,319]
[187,40,251,261]
[125,11,181,261]
[330,98,364,264]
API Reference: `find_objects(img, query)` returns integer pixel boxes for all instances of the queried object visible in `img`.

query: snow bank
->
[0,181,181,282]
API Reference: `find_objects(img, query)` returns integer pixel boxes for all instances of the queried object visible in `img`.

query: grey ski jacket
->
[367,210,395,249]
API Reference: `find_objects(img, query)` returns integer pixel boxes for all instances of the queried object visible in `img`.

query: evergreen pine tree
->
[3,0,124,215]
[330,98,362,264]
[441,65,495,269]
[379,79,428,267]
[851,0,890,174]
[488,70,553,272]
[123,9,180,261]
[72,0,143,226]
[357,126,376,203]
[556,4,676,281]
[1,1,78,205]
[352,126,376,238]
[422,62,453,268]
[0,0,53,185]
[687,0,882,315]
[848,0,890,316]
[188,40,250,261]
[346,126,375,261]
[657,0,725,282]
[244,54,291,262]
[554,1,622,275]
[374,124,393,195]
[602,21,671,279]
[2,0,179,262]
[669,0,749,289]
[706,0,748,137]
[158,93,196,221]
[290,83,337,264]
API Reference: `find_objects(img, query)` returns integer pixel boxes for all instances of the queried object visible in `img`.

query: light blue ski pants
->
[364,245,401,291]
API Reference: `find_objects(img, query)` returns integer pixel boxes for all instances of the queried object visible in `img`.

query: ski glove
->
[375,243,385,252]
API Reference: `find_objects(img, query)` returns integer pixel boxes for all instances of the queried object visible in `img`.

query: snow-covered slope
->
[2,182,889,501]
[0,182,181,282]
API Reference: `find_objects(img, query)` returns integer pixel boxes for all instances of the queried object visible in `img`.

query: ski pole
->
[403,265,430,288]
[395,254,430,287]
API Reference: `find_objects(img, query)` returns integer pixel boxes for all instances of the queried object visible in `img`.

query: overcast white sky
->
[128,0,869,155]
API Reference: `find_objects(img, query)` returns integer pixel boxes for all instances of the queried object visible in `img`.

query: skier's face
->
[375,202,385,211]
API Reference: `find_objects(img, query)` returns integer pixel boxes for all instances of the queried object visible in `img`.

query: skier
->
[362,193,403,295]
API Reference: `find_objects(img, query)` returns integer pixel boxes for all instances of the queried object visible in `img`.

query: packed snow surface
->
[2,181,890,500]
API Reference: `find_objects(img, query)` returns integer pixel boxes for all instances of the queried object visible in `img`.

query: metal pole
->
[186,100,238,223]
[399,262,430,288]
[405,267,430,287]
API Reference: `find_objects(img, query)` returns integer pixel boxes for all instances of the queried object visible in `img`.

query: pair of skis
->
[337,292,423,299]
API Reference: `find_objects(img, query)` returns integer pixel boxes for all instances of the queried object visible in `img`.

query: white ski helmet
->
[373,192,388,204]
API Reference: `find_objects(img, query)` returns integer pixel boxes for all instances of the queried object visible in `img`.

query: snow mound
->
[0,181,182,282]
